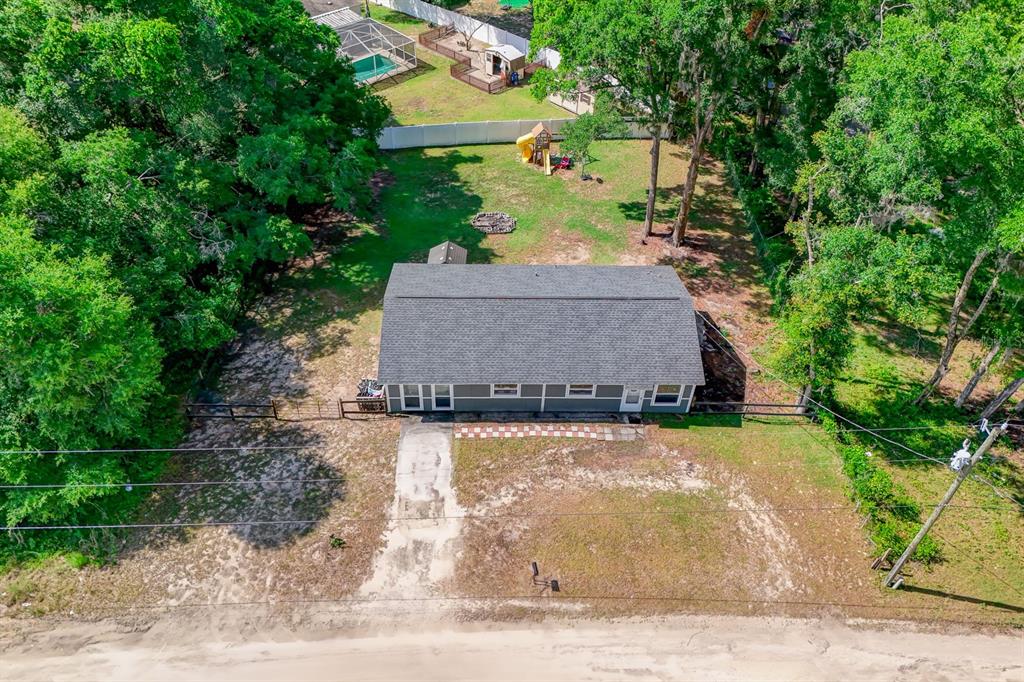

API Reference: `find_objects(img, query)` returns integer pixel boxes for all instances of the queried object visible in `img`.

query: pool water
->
[499,0,531,7]
[353,54,398,81]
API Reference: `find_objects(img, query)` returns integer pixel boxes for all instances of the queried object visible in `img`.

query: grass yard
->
[450,417,1024,626]
[367,6,567,125]
[829,332,1024,614]
[276,140,732,330]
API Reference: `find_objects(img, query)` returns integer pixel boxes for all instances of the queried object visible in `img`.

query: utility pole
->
[884,420,1008,588]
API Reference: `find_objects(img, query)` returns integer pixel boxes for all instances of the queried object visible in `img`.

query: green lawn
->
[831,333,1024,615]
[284,139,701,315]
[367,6,568,125]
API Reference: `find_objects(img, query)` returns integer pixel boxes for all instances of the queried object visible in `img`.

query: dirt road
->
[5,615,1021,681]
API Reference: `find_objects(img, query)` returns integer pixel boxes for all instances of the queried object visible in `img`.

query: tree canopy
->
[0,0,388,534]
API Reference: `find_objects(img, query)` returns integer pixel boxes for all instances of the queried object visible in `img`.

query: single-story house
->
[377,263,705,413]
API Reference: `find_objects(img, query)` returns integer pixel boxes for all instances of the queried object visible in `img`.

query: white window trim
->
[652,384,685,407]
[491,383,521,398]
[566,383,597,398]
[433,384,453,411]
[400,384,423,411]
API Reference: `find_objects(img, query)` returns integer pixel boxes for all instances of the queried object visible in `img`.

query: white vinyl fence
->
[378,119,661,150]
[370,0,561,67]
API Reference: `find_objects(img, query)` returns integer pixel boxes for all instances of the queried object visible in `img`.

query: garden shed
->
[428,241,468,265]
[377,264,705,413]
[482,44,527,78]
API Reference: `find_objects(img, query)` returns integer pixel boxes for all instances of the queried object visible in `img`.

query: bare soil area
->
[0,261,400,623]
[4,614,1022,682]
[448,419,1024,627]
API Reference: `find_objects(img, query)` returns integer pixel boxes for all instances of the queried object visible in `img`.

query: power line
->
[0,477,347,491]
[695,313,1024,510]
[931,531,1024,599]
[61,591,1023,619]
[4,502,1015,532]
[0,416,1002,457]
[0,450,991,489]
[0,445,323,455]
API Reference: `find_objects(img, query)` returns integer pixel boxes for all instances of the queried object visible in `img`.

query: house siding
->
[385,383,696,414]
[544,384,566,398]
[521,384,543,398]
[454,384,491,398]
[543,397,623,412]
[595,385,623,398]
[454,397,544,411]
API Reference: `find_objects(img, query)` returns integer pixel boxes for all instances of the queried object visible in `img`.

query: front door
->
[620,386,644,412]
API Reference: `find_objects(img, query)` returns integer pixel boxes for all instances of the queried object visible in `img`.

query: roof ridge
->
[392,295,682,301]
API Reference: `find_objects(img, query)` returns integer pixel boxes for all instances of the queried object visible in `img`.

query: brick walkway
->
[454,423,643,441]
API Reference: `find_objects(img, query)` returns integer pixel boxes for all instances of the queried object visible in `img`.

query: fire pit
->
[472,211,517,234]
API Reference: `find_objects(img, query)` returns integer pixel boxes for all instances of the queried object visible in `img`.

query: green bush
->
[836,442,941,564]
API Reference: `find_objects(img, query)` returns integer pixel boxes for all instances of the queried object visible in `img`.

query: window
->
[567,384,595,397]
[434,384,452,410]
[492,384,520,397]
[401,384,421,409]
[654,384,682,405]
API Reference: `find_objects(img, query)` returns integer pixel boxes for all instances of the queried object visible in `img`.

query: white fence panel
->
[455,121,489,145]
[370,0,558,67]
[487,120,521,142]
[377,118,661,150]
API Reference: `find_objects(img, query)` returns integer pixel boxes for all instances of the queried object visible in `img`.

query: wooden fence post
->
[271,399,278,420]
[339,398,346,419]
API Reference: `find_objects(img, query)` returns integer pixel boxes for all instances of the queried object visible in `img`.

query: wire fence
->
[184,398,387,421]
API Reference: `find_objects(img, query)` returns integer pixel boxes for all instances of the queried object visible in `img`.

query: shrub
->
[838,443,941,565]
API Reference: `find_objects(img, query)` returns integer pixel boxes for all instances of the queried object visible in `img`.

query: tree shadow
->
[371,59,439,96]
[251,149,493,368]
[101,424,342,558]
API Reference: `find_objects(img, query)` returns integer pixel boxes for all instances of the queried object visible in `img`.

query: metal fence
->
[185,398,387,421]
[378,118,663,150]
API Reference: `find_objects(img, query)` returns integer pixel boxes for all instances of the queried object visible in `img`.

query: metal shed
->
[428,241,468,265]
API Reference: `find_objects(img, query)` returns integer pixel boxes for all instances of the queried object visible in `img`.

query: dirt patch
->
[0,245,400,623]
[449,431,815,618]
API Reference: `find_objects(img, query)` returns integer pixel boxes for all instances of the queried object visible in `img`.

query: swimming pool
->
[499,0,531,7]
[353,54,398,82]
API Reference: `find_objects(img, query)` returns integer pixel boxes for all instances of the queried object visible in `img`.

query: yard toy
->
[516,122,553,175]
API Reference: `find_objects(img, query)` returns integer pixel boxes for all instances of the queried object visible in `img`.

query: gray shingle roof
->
[377,265,706,386]
[427,241,468,265]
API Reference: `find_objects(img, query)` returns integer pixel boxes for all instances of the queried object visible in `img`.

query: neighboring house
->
[377,261,705,414]
[548,90,596,116]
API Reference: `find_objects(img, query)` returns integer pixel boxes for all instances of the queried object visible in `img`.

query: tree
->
[669,0,771,247]
[0,216,163,449]
[770,226,936,406]
[810,11,1024,404]
[557,101,627,179]
[0,0,389,534]
[531,0,682,237]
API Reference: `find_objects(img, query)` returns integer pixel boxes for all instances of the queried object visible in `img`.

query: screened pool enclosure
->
[312,6,417,84]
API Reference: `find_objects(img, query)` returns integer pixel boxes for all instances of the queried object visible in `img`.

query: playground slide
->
[515,131,552,175]
[515,131,534,163]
